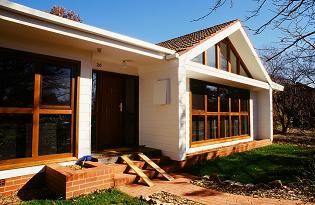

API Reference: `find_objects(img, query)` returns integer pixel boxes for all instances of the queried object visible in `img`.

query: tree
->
[48,6,82,22]
[262,49,315,133]
[193,0,315,62]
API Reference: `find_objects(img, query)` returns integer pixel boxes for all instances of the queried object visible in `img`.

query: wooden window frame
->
[190,80,251,148]
[196,38,253,78]
[0,47,80,170]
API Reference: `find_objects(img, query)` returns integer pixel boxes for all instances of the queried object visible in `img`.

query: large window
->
[190,79,250,146]
[0,47,79,167]
[190,38,252,78]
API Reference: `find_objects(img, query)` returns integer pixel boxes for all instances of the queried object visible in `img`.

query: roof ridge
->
[157,19,240,54]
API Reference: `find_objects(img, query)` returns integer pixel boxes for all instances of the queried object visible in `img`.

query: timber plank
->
[138,153,174,181]
[120,155,154,187]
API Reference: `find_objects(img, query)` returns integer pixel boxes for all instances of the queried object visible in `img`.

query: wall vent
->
[0,179,5,187]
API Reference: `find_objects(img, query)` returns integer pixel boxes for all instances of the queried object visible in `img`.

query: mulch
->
[141,191,204,205]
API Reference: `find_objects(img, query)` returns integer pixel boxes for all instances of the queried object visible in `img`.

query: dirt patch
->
[0,191,20,205]
[273,134,315,147]
[191,176,315,203]
[65,164,86,170]
[141,191,204,205]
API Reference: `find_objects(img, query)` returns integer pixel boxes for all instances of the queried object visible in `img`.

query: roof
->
[0,0,175,57]
[157,19,239,55]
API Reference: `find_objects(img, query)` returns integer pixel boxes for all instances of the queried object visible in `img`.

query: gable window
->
[219,42,228,71]
[0,47,79,167]
[192,53,204,64]
[230,49,238,74]
[191,38,252,78]
[190,79,250,146]
[206,46,216,68]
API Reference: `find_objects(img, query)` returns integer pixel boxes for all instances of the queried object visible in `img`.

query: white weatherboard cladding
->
[138,61,181,160]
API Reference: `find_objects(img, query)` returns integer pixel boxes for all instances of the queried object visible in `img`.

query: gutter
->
[165,53,179,60]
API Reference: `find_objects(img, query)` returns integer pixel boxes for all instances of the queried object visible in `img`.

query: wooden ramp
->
[120,155,154,187]
[138,153,174,181]
[120,152,174,187]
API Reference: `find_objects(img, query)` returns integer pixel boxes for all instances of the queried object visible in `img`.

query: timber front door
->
[92,71,138,150]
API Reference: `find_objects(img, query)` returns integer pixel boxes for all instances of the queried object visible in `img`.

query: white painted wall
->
[255,87,273,140]
[0,32,92,178]
[138,60,182,160]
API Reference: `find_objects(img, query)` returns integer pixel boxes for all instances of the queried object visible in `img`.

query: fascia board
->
[180,22,241,61]
[271,82,284,91]
[0,0,175,56]
[0,9,166,59]
[186,61,270,90]
[238,26,273,85]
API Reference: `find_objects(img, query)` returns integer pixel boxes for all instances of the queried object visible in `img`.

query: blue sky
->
[11,0,281,49]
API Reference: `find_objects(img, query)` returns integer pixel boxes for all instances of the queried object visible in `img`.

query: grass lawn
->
[20,188,148,205]
[184,144,315,184]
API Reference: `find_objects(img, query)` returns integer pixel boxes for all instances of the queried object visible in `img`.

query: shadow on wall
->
[17,169,58,201]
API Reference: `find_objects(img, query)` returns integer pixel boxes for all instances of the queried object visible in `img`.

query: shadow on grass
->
[21,189,147,205]
[183,144,315,184]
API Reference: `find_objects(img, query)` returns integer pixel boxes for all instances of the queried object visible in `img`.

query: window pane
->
[240,64,249,77]
[207,96,218,112]
[219,88,229,112]
[231,116,239,136]
[220,116,230,138]
[41,65,72,106]
[192,54,204,64]
[192,116,205,142]
[207,116,218,139]
[207,46,216,67]
[0,114,32,160]
[220,42,228,71]
[240,99,249,112]
[0,51,34,107]
[206,85,218,112]
[39,114,72,155]
[241,116,249,135]
[231,98,239,112]
[230,50,237,74]
[192,94,205,110]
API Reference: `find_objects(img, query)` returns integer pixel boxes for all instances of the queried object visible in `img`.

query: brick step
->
[106,163,128,173]
[127,169,157,179]
[122,160,146,169]
[113,173,137,186]
[148,156,171,166]
[160,164,178,173]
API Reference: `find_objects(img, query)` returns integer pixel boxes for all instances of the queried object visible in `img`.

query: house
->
[0,0,283,195]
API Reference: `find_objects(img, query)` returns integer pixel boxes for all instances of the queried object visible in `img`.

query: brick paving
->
[118,173,313,205]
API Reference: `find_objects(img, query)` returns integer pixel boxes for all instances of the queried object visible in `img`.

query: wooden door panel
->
[96,73,123,149]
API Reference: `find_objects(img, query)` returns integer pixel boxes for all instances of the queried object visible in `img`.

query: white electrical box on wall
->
[153,79,171,105]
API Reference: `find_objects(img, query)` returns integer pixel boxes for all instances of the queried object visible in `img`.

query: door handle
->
[119,102,123,112]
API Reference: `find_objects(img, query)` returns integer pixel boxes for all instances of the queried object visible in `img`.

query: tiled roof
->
[157,19,239,55]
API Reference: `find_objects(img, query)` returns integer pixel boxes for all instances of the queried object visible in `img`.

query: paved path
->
[118,173,313,205]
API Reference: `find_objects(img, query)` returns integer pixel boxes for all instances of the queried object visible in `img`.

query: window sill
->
[190,135,251,148]
[0,156,77,171]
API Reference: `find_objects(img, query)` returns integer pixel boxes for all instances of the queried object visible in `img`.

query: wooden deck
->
[92,146,162,164]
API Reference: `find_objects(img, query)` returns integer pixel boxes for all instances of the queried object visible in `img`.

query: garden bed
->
[46,161,115,199]
[184,144,315,202]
